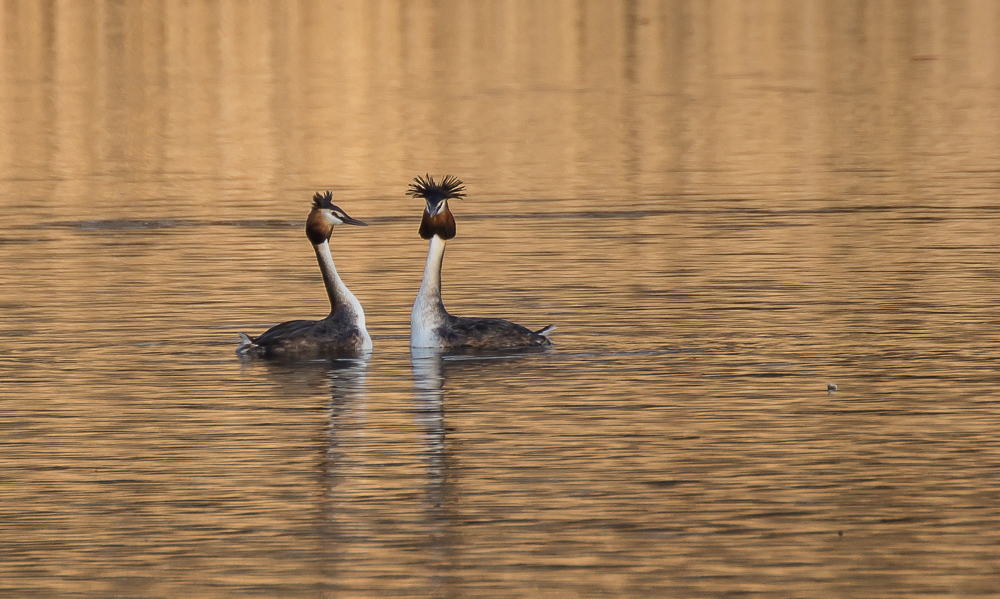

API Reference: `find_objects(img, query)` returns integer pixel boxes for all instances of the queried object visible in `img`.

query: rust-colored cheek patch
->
[418,211,433,239]
[419,209,456,240]
[305,210,332,245]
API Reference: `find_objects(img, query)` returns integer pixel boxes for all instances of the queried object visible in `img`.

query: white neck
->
[315,240,372,349]
[411,235,448,347]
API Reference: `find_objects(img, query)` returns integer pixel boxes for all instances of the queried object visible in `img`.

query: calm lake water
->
[3,2,1000,597]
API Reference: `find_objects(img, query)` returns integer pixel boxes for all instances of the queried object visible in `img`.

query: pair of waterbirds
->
[236,175,553,358]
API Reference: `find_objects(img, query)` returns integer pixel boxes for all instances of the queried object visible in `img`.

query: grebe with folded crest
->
[409,175,553,349]
[237,191,372,357]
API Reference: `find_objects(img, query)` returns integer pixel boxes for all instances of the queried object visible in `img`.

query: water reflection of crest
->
[318,353,371,579]
[410,347,461,591]
[410,346,550,545]
[410,348,447,517]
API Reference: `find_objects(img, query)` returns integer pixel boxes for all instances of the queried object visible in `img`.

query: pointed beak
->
[340,214,368,227]
[426,199,447,217]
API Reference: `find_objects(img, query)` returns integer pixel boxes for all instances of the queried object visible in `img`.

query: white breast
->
[410,235,449,348]
[410,297,445,348]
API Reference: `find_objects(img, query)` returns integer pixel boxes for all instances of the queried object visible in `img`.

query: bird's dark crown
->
[312,190,336,210]
[407,175,466,205]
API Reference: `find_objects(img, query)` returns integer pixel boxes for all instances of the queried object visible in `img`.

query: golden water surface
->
[2,1,1000,597]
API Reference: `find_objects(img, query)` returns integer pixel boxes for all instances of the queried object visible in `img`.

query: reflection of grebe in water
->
[411,347,446,469]
[410,348,451,548]
[409,175,554,350]
[237,192,372,358]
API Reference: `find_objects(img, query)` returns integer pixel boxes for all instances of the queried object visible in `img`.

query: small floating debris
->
[827,383,838,394]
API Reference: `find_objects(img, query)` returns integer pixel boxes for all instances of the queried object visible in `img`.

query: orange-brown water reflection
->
[2,1,1000,597]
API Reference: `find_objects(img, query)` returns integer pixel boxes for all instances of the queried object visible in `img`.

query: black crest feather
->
[312,191,334,209]
[407,175,466,202]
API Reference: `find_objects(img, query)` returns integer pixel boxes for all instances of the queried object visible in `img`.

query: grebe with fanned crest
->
[237,191,372,358]
[409,175,553,349]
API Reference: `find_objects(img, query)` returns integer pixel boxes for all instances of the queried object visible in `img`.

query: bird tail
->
[535,324,556,339]
[236,332,256,355]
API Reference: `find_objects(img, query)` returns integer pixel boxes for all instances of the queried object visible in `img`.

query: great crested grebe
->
[237,191,373,357]
[409,175,553,349]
